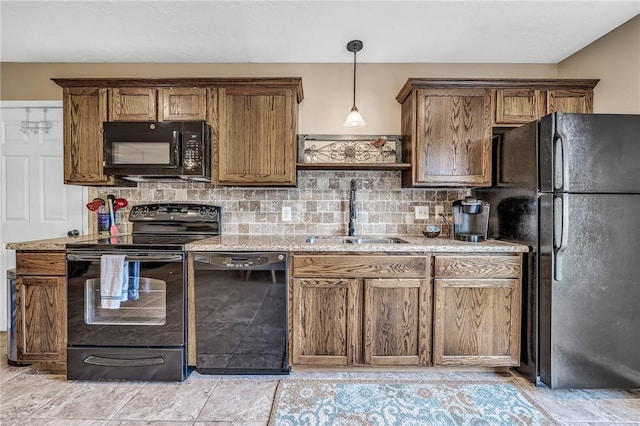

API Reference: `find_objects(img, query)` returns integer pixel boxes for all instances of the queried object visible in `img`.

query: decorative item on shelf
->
[343,40,366,129]
[20,107,53,134]
[369,136,389,163]
[298,134,401,164]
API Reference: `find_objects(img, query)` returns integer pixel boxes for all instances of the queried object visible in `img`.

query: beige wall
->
[2,14,639,129]
[0,62,558,134]
[559,15,640,113]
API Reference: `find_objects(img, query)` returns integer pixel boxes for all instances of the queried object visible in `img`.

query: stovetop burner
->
[68,203,221,251]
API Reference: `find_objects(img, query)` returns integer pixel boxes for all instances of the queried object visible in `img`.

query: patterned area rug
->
[268,380,557,426]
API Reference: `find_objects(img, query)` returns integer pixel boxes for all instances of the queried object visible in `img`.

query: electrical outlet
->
[435,205,444,218]
[415,206,429,220]
[281,206,292,222]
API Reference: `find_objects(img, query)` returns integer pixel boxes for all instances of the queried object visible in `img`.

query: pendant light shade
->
[343,40,366,129]
[344,106,366,129]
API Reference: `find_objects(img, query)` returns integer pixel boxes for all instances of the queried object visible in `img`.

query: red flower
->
[369,136,387,148]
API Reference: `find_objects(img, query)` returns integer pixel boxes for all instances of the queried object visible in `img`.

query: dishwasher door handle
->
[67,253,184,262]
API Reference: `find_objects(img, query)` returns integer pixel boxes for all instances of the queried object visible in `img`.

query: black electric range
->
[65,203,221,382]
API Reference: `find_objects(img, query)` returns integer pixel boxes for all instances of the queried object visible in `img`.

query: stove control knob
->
[208,209,217,218]
[141,206,149,216]
[130,207,139,217]
[199,207,207,216]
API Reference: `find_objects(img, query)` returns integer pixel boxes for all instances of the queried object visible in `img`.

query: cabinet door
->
[546,89,593,114]
[363,279,431,366]
[108,88,157,121]
[63,87,113,185]
[433,278,521,366]
[291,278,360,365]
[414,88,492,187]
[16,276,66,362]
[158,88,207,121]
[218,86,297,186]
[495,89,542,126]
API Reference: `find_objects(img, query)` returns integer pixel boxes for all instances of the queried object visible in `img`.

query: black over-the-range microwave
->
[103,121,211,182]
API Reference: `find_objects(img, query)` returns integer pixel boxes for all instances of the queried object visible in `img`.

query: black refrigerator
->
[474,112,640,389]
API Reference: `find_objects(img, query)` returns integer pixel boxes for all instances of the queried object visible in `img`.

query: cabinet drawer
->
[434,255,521,279]
[292,255,428,279]
[16,251,66,276]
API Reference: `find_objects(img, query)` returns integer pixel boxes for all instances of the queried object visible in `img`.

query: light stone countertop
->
[185,234,529,253]
[6,233,529,253]
[5,234,104,250]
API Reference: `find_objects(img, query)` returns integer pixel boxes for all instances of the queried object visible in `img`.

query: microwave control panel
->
[183,131,202,169]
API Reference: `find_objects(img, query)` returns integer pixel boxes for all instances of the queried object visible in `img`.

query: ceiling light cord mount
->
[343,40,366,129]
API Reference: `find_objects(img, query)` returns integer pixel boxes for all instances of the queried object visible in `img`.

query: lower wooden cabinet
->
[290,254,431,367]
[15,251,67,363]
[291,278,360,366]
[290,252,523,368]
[432,255,522,366]
[363,279,431,366]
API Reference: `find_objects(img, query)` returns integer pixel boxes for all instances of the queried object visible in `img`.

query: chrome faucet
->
[348,179,356,236]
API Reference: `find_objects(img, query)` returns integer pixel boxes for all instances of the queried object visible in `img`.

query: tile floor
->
[1,334,639,425]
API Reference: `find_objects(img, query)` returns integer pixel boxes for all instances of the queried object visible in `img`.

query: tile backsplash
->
[90,171,470,237]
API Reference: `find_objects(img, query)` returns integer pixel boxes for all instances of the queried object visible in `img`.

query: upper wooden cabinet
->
[217,85,299,186]
[109,87,157,121]
[61,87,114,185]
[396,79,598,188]
[159,88,207,121]
[495,84,596,126]
[546,89,593,115]
[108,87,206,121]
[52,78,303,186]
[399,86,492,187]
[495,89,541,125]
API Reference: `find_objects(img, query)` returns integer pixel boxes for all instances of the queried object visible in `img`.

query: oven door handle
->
[66,253,184,262]
[83,355,165,367]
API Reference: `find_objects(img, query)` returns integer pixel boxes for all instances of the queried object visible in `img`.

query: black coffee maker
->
[452,197,490,242]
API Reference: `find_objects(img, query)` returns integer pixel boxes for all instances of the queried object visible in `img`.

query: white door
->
[0,101,87,331]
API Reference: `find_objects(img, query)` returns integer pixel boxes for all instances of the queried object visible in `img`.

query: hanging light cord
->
[351,49,357,110]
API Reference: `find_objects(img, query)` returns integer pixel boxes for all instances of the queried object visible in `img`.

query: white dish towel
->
[100,255,129,309]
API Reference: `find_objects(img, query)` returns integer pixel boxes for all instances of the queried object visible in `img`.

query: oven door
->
[66,251,185,348]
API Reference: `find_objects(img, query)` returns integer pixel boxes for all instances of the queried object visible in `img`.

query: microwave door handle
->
[173,131,181,166]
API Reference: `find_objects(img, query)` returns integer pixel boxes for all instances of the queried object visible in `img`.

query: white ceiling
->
[1,0,639,64]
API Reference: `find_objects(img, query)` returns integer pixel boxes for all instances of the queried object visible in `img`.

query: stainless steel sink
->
[305,236,408,244]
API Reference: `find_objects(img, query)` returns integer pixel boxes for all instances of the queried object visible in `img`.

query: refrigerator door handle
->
[553,194,569,281]
[553,135,568,191]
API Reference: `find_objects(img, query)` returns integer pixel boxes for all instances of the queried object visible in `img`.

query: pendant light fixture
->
[343,40,366,129]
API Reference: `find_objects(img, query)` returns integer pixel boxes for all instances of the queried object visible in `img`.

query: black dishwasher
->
[193,252,289,375]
